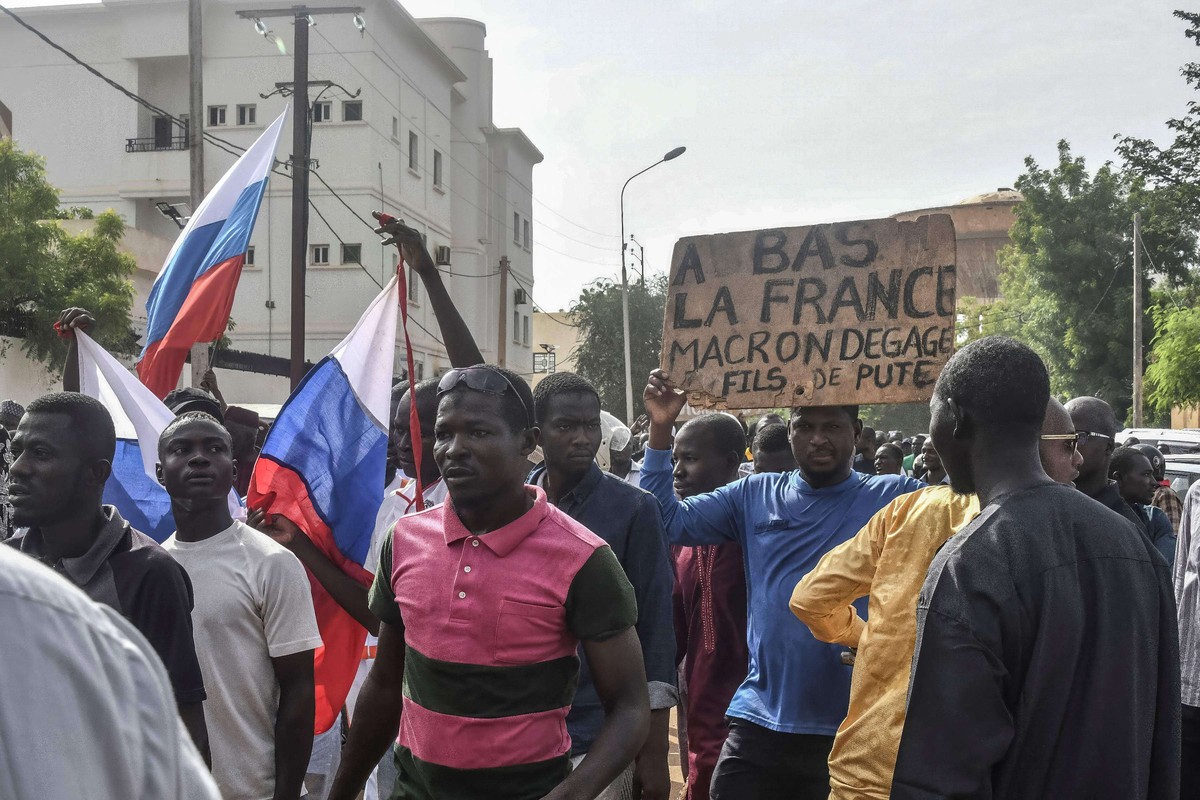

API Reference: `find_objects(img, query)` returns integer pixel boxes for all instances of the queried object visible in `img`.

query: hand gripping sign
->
[660,214,957,409]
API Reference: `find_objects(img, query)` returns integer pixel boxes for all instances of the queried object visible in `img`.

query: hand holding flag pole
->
[373,210,426,512]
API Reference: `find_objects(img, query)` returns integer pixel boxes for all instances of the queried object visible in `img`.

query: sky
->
[7,0,1197,312]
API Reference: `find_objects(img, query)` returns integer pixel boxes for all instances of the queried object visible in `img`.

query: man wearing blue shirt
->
[642,369,923,800]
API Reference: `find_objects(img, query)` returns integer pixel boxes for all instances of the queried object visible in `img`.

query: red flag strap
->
[383,214,426,512]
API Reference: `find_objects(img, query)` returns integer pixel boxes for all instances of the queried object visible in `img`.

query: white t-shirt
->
[0,544,220,800]
[164,521,322,800]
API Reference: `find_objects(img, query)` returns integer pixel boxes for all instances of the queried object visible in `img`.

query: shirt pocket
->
[494,598,566,665]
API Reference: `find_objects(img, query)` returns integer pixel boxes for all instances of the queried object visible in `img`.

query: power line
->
[313,25,620,255]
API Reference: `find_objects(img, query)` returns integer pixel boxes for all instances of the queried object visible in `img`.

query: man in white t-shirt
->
[159,412,322,800]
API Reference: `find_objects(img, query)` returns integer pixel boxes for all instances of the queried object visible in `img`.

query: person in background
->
[852,427,876,474]
[529,371,676,800]
[0,400,21,540]
[0,544,220,800]
[1141,443,1184,533]
[160,413,322,800]
[872,443,904,476]
[752,422,796,474]
[1111,446,1177,565]
[6,392,209,758]
[671,413,752,800]
[642,369,923,800]
[610,436,639,486]
[789,396,1082,800]
[328,365,650,800]
[902,435,923,476]
[892,337,1179,799]
[919,438,947,485]
[1066,396,1147,531]
[0,399,23,433]
[1174,479,1200,797]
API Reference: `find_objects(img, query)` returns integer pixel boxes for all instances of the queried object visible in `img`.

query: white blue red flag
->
[75,331,241,541]
[248,274,399,733]
[138,108,288,397]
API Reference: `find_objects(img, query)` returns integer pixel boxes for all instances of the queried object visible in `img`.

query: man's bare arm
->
[56,307,95,392]
[544,628,650,800]
[249,510,378,635]
[373,211,483,368]
[328,621,406,800]
[269,650,315,800]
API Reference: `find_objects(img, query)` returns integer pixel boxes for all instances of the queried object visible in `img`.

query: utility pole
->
[497,256,510,367]
[188,0,208,388]
[235,5,362,389]
[1133,211,1144,427]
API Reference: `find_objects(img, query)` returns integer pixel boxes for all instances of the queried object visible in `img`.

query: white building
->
[0,0,540,401]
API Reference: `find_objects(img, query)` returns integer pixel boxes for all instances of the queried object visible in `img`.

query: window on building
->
[313,102,332,123]
[415,361,425,381]
[523,219,531,250]
[533,351,557,374]
[311,244,330,265]
[392,116,398,138]
[408,131,418,171]
[343,101,363,122]
[207,105,226,126]
[433,150,443,187]
[236,104,256,126]
[513,309,521,343]
[341,243,362,264]
[513,212,520,244]
[245,246,256,267]
[408,265,420,304]
[523,315,530,346]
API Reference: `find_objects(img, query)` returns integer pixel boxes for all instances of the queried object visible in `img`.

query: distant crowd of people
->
[0,219,1195,800]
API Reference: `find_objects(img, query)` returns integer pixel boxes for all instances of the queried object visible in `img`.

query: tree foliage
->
[1115,10,1200,416]
[0,140,137,374]
[960,141,1193,421]
[570,275,668,420]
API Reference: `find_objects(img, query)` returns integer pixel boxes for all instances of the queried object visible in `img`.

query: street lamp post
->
[619,146,686,424]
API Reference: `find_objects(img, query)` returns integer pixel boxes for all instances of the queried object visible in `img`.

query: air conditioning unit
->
[434,245,451,266]
[513,288,529,306]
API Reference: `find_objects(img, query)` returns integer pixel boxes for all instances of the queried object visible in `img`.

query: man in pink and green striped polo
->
[328,365,651,800]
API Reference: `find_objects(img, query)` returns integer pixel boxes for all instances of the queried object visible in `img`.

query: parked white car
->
[1115,428,1200,454]
[1164,454,1200,496]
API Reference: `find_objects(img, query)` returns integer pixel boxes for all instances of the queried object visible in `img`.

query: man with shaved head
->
[1066,396,1147,530]
[892,338,1179,799]
[1038,398,1084,486]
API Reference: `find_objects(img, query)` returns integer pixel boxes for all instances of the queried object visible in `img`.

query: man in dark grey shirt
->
[892,337,1180,800]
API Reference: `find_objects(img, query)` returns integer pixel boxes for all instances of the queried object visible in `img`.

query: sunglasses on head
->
[436,366,532,426]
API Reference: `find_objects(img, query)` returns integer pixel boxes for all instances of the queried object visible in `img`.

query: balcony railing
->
[126,136,188,153]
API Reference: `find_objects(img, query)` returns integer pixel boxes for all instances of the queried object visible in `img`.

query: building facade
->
[0,0,539,400]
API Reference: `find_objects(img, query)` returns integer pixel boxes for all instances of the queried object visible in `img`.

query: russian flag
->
[248,275,399,734]
[75,331,242,541]
[138,108,289,398]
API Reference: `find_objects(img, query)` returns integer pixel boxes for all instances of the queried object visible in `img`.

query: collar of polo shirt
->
[442,486,550,557]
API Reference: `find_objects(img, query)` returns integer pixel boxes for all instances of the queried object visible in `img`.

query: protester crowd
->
[0,223,1195,800]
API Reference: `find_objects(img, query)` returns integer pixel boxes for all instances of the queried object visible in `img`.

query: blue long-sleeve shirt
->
[641,446,923,735]
[528,463,677,755]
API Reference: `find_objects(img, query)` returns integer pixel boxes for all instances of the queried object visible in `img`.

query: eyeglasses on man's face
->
[1040,433,1080,454]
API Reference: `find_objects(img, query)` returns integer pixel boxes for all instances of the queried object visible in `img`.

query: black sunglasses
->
[1074,430,1113,447]
[437,366,532,426]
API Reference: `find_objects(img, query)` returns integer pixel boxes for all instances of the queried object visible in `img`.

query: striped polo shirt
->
[367,485,637,800]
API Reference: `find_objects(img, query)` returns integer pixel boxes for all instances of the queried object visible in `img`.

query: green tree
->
[0,140,136,373]
[961,141,1193,420]
[1145,303,1200,415]
[570,275,668,420]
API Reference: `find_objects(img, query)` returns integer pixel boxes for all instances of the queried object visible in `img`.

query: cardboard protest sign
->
[660,214,956,409]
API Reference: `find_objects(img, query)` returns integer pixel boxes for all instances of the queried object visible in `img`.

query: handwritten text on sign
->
[660,214,957,409]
